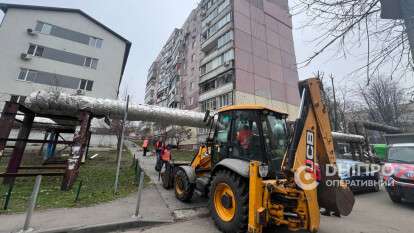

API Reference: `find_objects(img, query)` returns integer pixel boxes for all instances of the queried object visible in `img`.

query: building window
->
[217,30,233,48]
[204,12,231,40]
[17,68,93,91]
[40,23,53,34]
[27,44,44,57]
[89,37,103,48]
[84,57,98,69]
[17,69,30,81]
[202,0,230,29]
[191,54,196,62]
[79,79,94,91]
[189,97,194,106]
[201,92,233,112]
[201,49,234,75]
[200,71,233,94]
[192,39,196,48]
[35,21,104,48]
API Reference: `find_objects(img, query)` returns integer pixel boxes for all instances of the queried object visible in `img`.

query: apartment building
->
[145,0,299,144]
[0,3,131,108]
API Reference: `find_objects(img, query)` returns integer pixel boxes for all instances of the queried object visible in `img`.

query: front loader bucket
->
[317,179,355,216]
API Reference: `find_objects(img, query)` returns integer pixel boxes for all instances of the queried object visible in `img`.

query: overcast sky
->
[0,0,402,104]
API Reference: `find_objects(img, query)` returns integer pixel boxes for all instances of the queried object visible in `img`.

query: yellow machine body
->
[170,78,354,233]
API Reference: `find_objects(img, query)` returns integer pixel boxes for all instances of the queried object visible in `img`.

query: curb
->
[34,219,173,233]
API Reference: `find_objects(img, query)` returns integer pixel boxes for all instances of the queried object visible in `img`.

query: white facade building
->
[0,3,131,108]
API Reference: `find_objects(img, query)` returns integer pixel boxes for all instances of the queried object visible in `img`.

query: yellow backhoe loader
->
[161,78,355,233]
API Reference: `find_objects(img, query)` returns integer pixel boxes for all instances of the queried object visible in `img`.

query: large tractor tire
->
[174,168,194,202]
[209,169,248,233]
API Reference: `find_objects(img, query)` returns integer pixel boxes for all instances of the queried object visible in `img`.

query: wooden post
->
[3,111,35,184]
[61,111,91,191]
[0,101,19,157]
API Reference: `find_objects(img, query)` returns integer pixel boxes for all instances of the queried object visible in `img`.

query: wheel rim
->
[214,183,236,222]
[175,175,184,195]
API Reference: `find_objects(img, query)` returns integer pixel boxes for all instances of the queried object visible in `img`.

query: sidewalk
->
[0,156,172,233]
[127,141,208,218]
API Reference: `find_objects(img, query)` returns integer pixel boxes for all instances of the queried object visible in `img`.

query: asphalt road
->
[119,188,414,233]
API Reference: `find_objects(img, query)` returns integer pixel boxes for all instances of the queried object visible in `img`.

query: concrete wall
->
[0,8,126,103]
[233,0,299,118]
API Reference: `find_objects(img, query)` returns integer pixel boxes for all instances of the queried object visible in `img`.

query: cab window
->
[261,113,288,158]
[211,112,232,163]
[231,110,263,161]
[261,112,288,173]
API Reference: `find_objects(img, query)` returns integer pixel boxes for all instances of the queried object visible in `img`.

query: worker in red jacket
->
[155,140,163,159]
[142,138,149,157]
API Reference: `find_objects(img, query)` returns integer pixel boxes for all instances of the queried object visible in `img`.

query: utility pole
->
[330,74,338,131]
[114,95,129,194]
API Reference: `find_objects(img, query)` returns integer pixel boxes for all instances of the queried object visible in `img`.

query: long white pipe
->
[25,91,368,143]
[25,91,208,128]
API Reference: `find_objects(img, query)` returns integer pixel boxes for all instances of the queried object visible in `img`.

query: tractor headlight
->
[259,164,269,178]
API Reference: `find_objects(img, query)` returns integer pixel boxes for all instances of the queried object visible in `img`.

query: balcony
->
[201,0,226,20]
[201,41,233,66]
[199,83,233,102]
[200,60,234,83]
[202,2,231,31]
[202,23,232,53]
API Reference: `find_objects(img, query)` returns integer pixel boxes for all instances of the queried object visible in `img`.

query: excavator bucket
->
[317,172,355,216]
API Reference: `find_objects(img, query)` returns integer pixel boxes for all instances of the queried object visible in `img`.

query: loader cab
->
[208,105,289,178]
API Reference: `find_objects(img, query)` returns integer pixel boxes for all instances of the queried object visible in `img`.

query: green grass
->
[172,149,196,162]
[0,147,144,214]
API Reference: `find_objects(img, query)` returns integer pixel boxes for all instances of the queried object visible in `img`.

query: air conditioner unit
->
[76,89,86,95]
[224,61,231,67]
[206,21,211,26]
[20,53,32,61]
[26,28,37,36]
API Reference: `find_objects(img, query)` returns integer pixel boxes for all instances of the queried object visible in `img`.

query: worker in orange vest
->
[142,138,149,157]
[161,144,172,162]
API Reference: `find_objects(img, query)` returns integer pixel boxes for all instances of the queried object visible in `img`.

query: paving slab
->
[0,185,172,233]
[127,141,208,219]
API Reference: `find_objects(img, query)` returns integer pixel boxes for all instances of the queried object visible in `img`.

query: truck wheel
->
[174,168,194,202]
[210,170,248,233]
[389,193,402,203]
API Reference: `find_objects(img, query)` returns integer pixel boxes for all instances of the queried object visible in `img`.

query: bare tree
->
[359,76,407,126]
[109,119,132,152]
[294,0,412,82]
[166,126,192,149]
[318,72,358,132]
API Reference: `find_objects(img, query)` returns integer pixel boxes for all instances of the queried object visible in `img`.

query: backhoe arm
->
[283,78,355,229]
